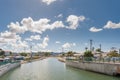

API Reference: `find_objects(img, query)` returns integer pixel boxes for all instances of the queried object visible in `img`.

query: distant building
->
[4,51,11,56]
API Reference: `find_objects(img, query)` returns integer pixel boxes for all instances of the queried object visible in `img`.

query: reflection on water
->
[0,58,119,80]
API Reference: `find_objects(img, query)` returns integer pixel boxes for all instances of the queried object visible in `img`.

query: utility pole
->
[99,44,101,51]
[30,45,32,60]
[119,49,120,54]
[90,39,93,51]
[24,47,26,53]
[62,47,64,53]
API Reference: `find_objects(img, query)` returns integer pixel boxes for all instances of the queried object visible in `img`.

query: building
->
[4,51,11,56]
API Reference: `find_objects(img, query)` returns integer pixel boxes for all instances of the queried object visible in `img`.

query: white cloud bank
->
[26,35,41,41]
[8,17,65,34]
[8,22,27,34]
[66,15,85,29]
[62,42,76,49]
[0,14,85,52]
[7,15,85,35]
[39,35,49,48]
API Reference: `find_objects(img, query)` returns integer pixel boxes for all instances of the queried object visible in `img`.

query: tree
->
[20,52,27,57]
[84,50,93,57]
[84,50,93,61]
[107,50,119,57]
[34,53,39,56]
[96,48,101,52]
[10,51,12,56]
[67,51,74,57]
[0,50,5,56]
[61,53,65,57]
[44,52,51,57]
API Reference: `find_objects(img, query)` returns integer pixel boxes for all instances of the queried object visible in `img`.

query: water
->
[0,58,120,80]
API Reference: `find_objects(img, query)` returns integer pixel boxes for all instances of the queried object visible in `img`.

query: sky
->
[0,0,120,53]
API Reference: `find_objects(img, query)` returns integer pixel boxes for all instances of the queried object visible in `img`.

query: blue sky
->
[0,0,120,53]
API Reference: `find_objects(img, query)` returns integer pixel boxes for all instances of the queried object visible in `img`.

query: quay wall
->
[66,61,120,76]
[58,57,66,62]
[0,63,20,77]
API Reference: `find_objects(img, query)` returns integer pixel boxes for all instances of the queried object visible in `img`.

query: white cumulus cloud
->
[8,22,27,34]
[89,27,103,32]
[39,35,49,48]
[1,14,86,52]
[66,15,85,29]
[10,40,28,48]
[104,21,120,29]
[7,15,85,35]
[55,41,60,44]
[0,38,7,43]
[26,35,41,41]
[0,31,20,40]
[8,17,65,34]
[41,0,57,5]
[56,14,63,18]
[62,42,76,49]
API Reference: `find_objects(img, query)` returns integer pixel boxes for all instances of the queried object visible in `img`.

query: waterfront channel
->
[0,58,120,80]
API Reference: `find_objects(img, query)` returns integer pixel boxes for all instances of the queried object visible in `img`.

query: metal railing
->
[0,60,20,66]
[66,57,120,63]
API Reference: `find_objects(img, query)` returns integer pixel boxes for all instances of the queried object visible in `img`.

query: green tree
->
[44,52,51,57]
[107,50,119,57]
[34,53,39,56]
[84,50,93,61]
[0,50,5,56]
[67,51,74,57]
[20,52,27,57]
[61,53,65,57]
[10,51,12,56]
[84,50,93,57]
[96,48,101,52]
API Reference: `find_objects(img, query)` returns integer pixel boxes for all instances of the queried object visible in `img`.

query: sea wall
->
[66,61,120,76]
[0,63,20,77]
[58,57,66,62]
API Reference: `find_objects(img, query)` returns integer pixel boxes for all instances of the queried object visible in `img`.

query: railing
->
[66,57,120,63]
[0,60,20,67]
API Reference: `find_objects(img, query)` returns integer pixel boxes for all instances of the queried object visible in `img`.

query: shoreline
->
[58,57,66,62]
[21,57,46,64]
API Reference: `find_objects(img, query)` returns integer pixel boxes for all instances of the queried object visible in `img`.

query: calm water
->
[0,58,120,80]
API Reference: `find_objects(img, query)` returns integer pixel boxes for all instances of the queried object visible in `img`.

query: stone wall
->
[66,61,120,76]
[0,63,20,77]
